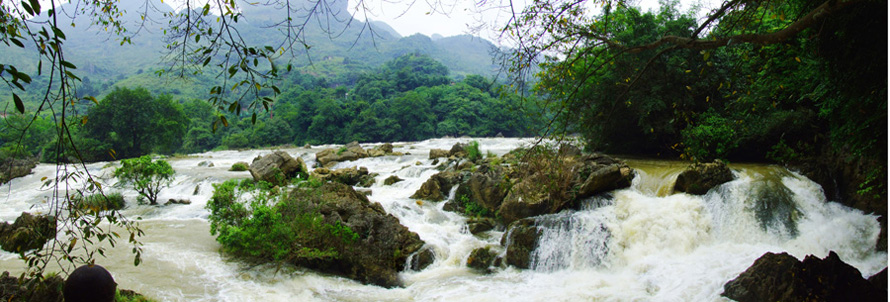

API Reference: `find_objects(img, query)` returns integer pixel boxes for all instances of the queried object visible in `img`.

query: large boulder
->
[449,165,509,216]
[575,155,634,199]
[410,171,463,201]
[722,251,885,302]
[0,157,38,184]
[501,218,541,269]
[498,154,632,223]
[429,149,450,159]
[312,166,376,187]
[316,142,370,167]
[674,160,734,195]
[0,212,56,253]
[497,177,553,223]
[0,271,64,301]
[466,247,498,272]
[249,151,307,186]
[293,182,426,287]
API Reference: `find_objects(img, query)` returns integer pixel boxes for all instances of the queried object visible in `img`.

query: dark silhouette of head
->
[64,264,116,302]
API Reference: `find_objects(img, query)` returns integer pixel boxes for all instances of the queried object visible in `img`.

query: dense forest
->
[1,54,541,162]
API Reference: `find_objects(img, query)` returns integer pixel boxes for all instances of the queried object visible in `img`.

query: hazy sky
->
[348,0,709,43]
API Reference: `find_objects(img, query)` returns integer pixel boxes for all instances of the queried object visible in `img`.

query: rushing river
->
[0,138,885,301]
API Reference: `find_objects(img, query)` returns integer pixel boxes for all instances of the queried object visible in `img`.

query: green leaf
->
[29,0,40,15]
[13,93,24,114]
[21,2,33,15]
[61,60,77,69]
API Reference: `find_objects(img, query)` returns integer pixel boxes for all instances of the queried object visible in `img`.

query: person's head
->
[64,264,117,302]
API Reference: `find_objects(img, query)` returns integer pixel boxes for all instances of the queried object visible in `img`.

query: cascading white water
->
[0,138,885,301]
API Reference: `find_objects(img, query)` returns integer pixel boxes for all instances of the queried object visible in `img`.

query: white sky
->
[347,0,712,44]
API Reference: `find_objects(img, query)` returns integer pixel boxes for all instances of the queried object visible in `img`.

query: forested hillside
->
[2,54,541,162]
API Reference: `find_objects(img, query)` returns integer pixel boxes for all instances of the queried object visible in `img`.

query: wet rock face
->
[410,171,462,201]
[0,271,64,302]
[673,160,734,195]
[498,154,633,224]
[311,166,376,187]
[64,264,117,302]
[722,251,886,302]
[451,165,509,215]
[409,247,435,271]
[501,218,541,269]
[296,183,426,288]
[0,157,38,184]
[249,151,307,186]
[466,247,497,272]
[0,212,56,253]
[466,217,498,235]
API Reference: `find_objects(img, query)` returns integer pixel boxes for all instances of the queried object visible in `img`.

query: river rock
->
[0,271,64,301]
[429,149,450,159]
[870,268,887,291]
[292,182,425,287]
[383,175,403,186]
[0,157,38,184]
[0,212,56,253]
[575,160,634,199]
[450,165,509,216]
[722,251,885,302]
[674,160,734,195]
[249,151,308,186]
[409,247,435,271]
[166,198,191,205]
[370,143,394,157]
[312,166,376,187]
[466,247,497,272]
[498,153,632,223]
[410,171,463,201]
[316,142,370,167]
[449,143,469,158]
[467,217,498,234]
[501,218,541,269]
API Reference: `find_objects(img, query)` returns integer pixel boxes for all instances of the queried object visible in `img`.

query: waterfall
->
[0,138,884,301]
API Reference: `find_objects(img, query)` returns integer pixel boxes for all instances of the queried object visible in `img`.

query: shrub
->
[77,192,126,211]
[113,156,175,205]
[230,162,249,171]
[681,112,738,162]
[206,179,358,263]
[465,141,481,162]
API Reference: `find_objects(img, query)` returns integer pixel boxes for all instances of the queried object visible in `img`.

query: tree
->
[113,156,175,206]
[85,87,188,159]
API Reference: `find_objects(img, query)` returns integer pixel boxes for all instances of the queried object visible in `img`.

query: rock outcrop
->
[0,157,38,184]
[466,247,498,272]
[316,142,397,167]
[291,182,426,287]
[429,143,470,159]
[448,165,509,215]
[311,166,376,187]
[466,217,498,235]
[722,251,886,302]
[249,151,308,186]
[501,218,541,269]
[410,171,463,201]
[383,175,403,186]
[0,212,56,253]
[673,160,734,195]
[498,154,633,223]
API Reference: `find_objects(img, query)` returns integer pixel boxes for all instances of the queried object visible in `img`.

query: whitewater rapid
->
[0,138,885,301]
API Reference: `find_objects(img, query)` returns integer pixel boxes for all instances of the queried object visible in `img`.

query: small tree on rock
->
[114,156,175,205]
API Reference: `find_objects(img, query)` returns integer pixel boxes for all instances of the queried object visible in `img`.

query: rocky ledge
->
[723,251,887,302]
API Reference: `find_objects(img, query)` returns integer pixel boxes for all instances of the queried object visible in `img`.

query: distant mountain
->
[0,0,500,107]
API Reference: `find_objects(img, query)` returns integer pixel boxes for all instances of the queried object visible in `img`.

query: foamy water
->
[0,138,885,301]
